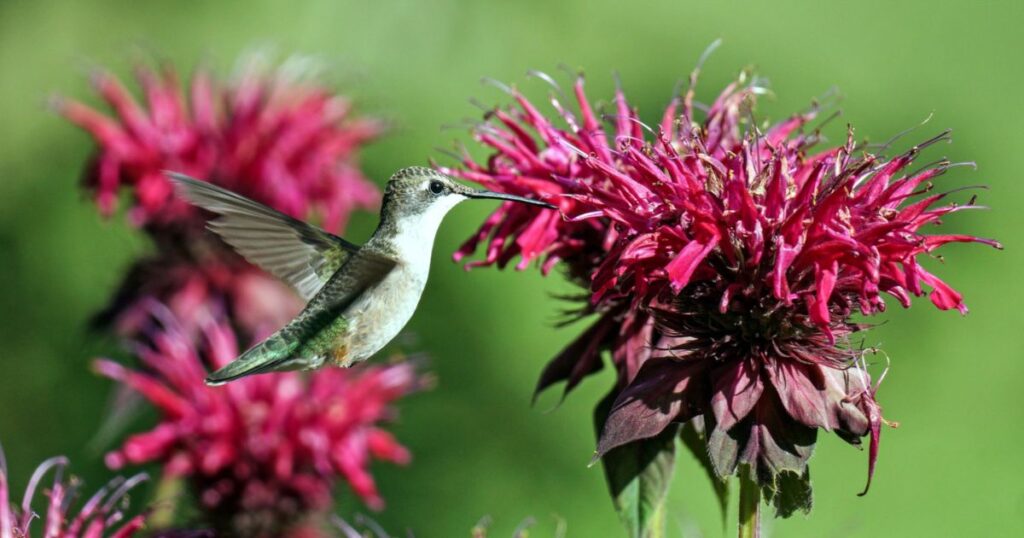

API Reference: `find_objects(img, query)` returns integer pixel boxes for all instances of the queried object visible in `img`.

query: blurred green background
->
[0,0,1020,536]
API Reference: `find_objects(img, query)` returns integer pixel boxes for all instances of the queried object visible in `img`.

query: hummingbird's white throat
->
[390,191,466,263]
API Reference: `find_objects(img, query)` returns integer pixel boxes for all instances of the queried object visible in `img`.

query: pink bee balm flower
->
[57,57,382,234]
[58,56,380,339]
[0,444,149,538]
[94,308,424,537]
[447,69,999,514]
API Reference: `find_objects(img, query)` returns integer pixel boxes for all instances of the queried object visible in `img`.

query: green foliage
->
[595,391,678,538]
[679,419,729,525]
[762,469,813,518]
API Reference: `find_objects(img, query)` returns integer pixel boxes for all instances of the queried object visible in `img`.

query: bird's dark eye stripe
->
[429,180,445,194]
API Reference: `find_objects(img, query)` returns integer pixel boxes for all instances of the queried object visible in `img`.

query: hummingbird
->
[167,168,555,385]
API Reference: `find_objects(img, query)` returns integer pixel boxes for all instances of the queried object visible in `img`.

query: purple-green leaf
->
[533,314,612,402]
[595,358,705,457]
[595,389,678,538]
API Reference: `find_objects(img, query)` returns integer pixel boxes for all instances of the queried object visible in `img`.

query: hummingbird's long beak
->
[465,190,557,209]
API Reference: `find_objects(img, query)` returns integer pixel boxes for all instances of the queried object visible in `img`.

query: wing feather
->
[302,247,398,319]
[167,172,359,300]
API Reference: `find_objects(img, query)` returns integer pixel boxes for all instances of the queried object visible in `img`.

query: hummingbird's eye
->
[428,180,445,195]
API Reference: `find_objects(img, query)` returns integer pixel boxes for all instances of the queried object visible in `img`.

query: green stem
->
[738,467,761,538]
[147,475,183,529]
[649,499,666,538]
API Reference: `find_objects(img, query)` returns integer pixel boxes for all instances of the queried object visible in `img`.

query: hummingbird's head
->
[376,166,552,258]
[381,166,555,224]
[376,166,555,258]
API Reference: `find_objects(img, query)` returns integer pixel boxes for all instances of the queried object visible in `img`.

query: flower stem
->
[650,499,667,538]
[738,467,761,538]
[147,475,183,529]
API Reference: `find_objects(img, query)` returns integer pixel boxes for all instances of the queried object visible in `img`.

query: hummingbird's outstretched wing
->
[167,172,359,300]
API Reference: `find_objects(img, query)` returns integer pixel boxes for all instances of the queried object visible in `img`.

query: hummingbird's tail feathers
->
[204,333,317,386]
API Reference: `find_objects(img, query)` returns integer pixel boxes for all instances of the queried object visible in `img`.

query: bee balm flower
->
[58,57,381,233]
[448,70,999,514]
[0,444,149,538]
[95,309,424,537]
[58,57,381,339]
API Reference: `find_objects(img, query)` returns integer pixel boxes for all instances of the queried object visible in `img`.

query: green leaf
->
[760,467,813,518]
[679,417,730,527]
[595,389,678,538]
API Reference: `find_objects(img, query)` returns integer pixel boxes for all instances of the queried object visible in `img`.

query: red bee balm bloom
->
[58,57,381,233]
[94,311,424,537]
[58,57,380,339]
[448,70,999,514]
[0,446,148,538]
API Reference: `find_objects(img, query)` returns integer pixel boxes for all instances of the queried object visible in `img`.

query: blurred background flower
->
[96,307,424,537]
[57,56,381,233]
[55,56,381,340]
[0,1,1019,537]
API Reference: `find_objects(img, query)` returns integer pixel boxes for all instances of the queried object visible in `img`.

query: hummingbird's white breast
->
[343,261,427,363]
[342,191,465,363]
